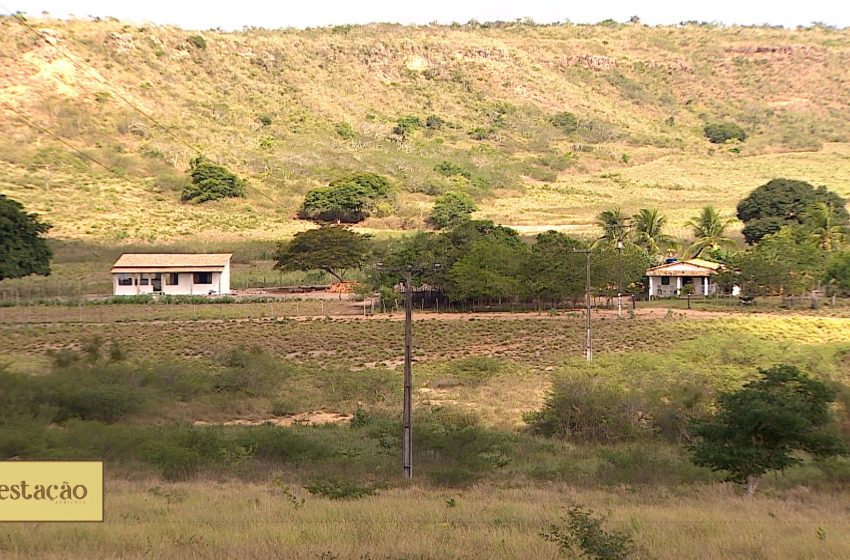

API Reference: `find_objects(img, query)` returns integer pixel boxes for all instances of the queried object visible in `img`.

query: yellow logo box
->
[0,461,103,522]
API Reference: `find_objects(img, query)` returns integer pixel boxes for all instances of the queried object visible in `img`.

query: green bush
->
[298,172,391,223]
[524,375,647,443]
[429,191,477,229]
[181,157,247,203]
[257,113,272,126]
[335,122,354,139]
[304,478,377,500]
[542,505,635,560]
[550,111,579,133]
[434,161,472,179]
[469,127,495,140]
[393,115,422,138]
[187,35,207,49]
[703,121,747,143]
[425,115,444,130]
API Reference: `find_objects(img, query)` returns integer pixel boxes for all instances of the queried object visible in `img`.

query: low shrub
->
[542,505,635,560]
[550,111,579,133]
[187,35,207,49]
[703,121,747,143]
[304,478,378,500]
[181,157,247,203]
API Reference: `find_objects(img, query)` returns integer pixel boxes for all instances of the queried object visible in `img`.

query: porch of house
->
[648,275,715,299]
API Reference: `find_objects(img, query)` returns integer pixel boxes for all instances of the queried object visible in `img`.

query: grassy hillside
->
[2,16,850,241]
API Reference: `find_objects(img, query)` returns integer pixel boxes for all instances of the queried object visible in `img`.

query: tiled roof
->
[646,259,721,277]
[111,253,231,272]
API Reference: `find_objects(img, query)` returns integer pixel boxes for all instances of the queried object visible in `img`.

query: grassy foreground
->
[2,481,849,559]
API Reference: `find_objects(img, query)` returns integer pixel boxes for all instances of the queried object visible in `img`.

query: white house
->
[646,258,722,299]
[111,254,232,296]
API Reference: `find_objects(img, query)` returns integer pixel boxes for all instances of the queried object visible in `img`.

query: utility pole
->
[375,262,440,479]
[402,266,413,480]
[617,239,624,319]
[574,249,593,362]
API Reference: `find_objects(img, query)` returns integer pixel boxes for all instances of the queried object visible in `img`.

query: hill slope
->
[2,16,850,241]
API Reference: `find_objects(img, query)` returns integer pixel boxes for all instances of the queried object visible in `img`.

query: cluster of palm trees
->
[596,206,736,259]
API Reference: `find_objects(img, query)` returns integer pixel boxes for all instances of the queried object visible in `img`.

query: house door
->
[152,273,162,292]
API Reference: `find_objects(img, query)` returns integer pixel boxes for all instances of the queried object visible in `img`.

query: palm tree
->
[685,206,737,257]
[804,201,847,251]
[596,207,629,243]
[632,208,678,256]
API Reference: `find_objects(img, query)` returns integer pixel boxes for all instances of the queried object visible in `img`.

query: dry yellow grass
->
[2,480,848,559]
[1,17,849,241]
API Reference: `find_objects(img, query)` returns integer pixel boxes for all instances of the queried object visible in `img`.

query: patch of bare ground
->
[193,411,352,427]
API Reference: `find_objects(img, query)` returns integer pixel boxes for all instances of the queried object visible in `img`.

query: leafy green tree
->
[0,194,52,281]
[299,172,391,223]
[273,226,371,282]
[684,206,737,257]
[804,201,848,251]
[429,192,477,229]
[447,237,529,303]
[591,242,652,296]
[703,121,747,144]
[525,231,586,305]
[736,179,849,244]
[732,228,826,297]
[825,251,850,295]
[596,207,630,243]
[688,364,844,495]
[631,208,677,256]
[181,157,247,203]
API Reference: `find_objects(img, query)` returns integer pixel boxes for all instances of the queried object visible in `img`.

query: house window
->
[139,276,149,286]
[117,274,133,286]
[660,277,670,286]
[166,273,179,285]
[193,272,213,285]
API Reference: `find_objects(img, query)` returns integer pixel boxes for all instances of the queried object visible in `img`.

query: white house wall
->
[112,268,230,296]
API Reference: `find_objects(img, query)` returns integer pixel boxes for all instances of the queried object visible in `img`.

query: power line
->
[3,9,282,206]
[3,7,204,157]
[1,99,141,183]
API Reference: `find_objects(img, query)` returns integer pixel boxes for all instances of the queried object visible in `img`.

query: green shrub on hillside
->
[425,115,444,130]
[393,115,422,139]
[429,191,477,229]
[181,157,247,203]
[703,121,747,143]
[335,122,354,139]
[550,111,579,133]
[434,161,472,179]
[187,35,207,49]
[257,113,272,126]
[298,172,391,223]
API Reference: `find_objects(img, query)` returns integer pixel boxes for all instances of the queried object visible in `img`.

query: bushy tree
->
[181,157,246,203]
[0,194,52,280]
[429,192,477,228]
[824,251,850,295]
[688,364,844,495]
[299,172,391,223]
[736,178,849,244]
[525,231,586,305]
[703,121,747,144]
[591,243,652,295]
[393,115,422,139]
[274,226,371,282]
[447,237,529,303]
[731,228,826,297]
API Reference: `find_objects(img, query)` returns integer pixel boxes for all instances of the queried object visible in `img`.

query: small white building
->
[111,254,232,296]
[646,258,722,299]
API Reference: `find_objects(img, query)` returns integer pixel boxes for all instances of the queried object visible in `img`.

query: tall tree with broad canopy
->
[731,228,826,298]
[688,364,844,495]
[273,226,371,282]
[736,178,849,245]
[0,194,52,281]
